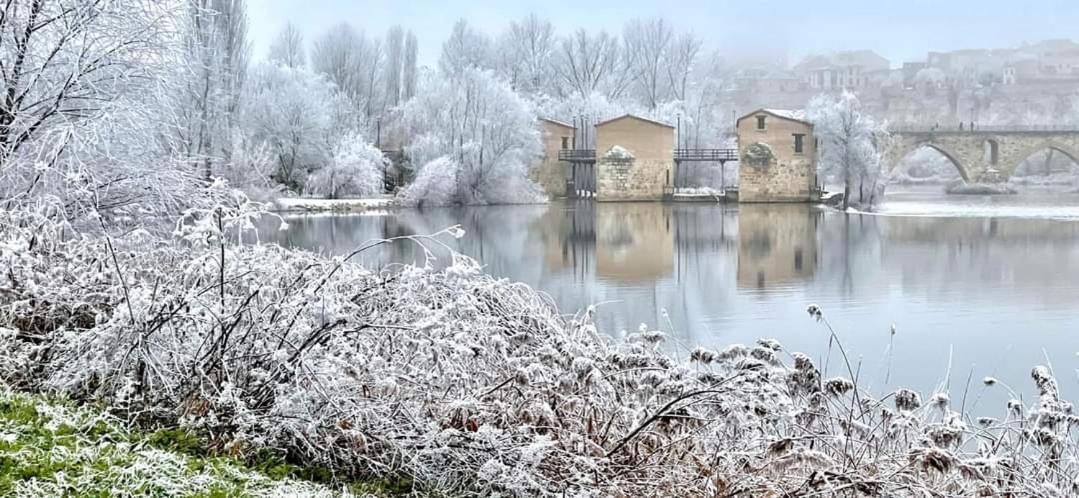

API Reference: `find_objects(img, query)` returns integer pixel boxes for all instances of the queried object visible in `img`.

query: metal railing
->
[558,149,596,161]
[674,148,739,162]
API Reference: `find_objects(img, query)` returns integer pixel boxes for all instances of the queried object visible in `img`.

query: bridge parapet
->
[891,125,1079,134]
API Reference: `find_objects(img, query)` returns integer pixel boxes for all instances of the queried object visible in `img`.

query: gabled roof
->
[736,108,813,127]
[539,117,575,129]
[594,113,675,129]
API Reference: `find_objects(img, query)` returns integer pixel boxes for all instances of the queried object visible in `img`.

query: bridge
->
[887,126,1079,182]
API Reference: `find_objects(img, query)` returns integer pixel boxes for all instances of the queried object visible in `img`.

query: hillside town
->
[728,39,1079,125]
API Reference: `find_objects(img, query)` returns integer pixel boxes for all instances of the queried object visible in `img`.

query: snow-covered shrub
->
[399,156,461,207]
[603,145,635,160]
[305,132,388,199]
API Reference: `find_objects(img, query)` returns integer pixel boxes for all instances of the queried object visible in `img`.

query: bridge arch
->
[996,141,1079,177]
[890,142,971,182]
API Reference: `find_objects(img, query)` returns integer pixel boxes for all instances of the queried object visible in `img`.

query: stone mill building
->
[736,109,818,202]
[593,114,675,202]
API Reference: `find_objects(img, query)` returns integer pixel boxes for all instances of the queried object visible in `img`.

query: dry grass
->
[1,209,1077,496]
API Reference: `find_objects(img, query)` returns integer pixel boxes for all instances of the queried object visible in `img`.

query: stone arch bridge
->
[887,127,1079,182]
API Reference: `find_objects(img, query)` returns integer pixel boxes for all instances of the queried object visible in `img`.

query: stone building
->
[594,114,675,202]
[736,109,817,203]
[530,118,575,198]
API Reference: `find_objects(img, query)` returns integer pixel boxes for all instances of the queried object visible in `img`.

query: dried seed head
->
[895,388,922,411]
[982,377,997,386]
[931,392,950,410]
[824,377,855,396]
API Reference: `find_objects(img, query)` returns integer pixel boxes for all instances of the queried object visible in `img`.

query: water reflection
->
[259,192,1079,402]
[737,206,819,290]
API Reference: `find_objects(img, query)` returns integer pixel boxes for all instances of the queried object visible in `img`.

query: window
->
[793,133,805,154]
[756,115,766,130]
[561,136,569,150]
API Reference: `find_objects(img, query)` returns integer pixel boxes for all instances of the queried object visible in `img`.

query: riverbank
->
[2,212,1077,496]
[274,196,399,213]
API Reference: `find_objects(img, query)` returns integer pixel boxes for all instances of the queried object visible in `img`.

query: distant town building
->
[736,109,817,203]
[926,40,1079,86]
[794,50,890,90]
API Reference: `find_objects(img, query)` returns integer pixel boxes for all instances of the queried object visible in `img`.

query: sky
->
[247,0,1079,69]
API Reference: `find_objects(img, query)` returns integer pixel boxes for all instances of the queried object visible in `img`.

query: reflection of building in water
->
[737,205,819,289]
[539,201,596,280]
[672,204,738,281]
[595,203,674,282]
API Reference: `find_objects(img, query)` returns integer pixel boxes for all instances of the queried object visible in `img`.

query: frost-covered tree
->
[0,0,215,224]
[310,23,383,125]
[305,132,387,198]
[439,19,491,79]
[384,26,405,107]
[495,15,555,96]
[0,1,169,162]
[268,22,305,69]
[401,68,543,205]
[245,63,341,191]
[808,91,892,209]
[178,0,250,180]
[402,32,419,101]
[622,19,701,110]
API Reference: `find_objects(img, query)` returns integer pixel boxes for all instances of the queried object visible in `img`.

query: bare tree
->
[439,19,490,79]
[623,18,674,110]
[402,31,418,101]
[384,26,405,107]
[310,23,384,125]
[553,29,631,99]
[666,32,702,101]
[268,22,305,69]
[496,14,554,95]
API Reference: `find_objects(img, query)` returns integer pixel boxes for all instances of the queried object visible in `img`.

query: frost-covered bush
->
[3,211,1079,496]
[399,156,461,207]
[305,133,387,199]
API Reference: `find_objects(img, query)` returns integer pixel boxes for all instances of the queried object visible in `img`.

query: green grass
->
[0,388,416,497]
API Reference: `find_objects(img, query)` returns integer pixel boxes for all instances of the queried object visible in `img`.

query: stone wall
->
[594,115,674,201]
[530,119,575,198]
[737,111,817,202]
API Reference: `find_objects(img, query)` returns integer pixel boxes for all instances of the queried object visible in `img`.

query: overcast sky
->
[248,0,1079,68]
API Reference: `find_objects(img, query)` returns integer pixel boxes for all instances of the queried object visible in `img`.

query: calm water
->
[260,187,1079,404]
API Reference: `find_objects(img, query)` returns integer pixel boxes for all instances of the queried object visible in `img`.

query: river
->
[260,186,1079,405]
